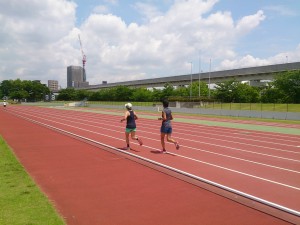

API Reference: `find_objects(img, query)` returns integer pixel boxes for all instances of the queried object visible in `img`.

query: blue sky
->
[0,0,299,87]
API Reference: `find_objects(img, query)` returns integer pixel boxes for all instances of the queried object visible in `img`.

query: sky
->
[0,0,300,88]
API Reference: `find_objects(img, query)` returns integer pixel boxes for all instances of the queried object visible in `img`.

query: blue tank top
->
[126,110,136,129]
[161,107,172,128]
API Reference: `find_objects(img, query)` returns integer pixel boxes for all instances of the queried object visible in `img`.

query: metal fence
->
[173,102,300,113]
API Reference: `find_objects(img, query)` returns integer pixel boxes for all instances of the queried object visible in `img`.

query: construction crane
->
[78,34,87,82]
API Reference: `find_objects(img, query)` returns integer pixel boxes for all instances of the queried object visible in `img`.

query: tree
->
[161,83,174,99]
[152,88,163,101]
[0,80,13,97]
[260,84,284,103]
[190,81,210,97]
[213,79,259,103]
[10,90,29,101]
[173,85,189,97]
[76,90,90,101]
[235,83,260,103]
[57,88,77,101]
[0,79,49,101]
[214,79,238,102]
[273,71,300,103]
[131,88,153,102]
[112,85,133,101]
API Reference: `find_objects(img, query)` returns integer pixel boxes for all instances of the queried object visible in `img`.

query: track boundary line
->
[9,107,300,160]
[5,109,300,224]
[9,108,300,174]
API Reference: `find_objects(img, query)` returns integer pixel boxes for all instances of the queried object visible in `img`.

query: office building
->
[67,65,89,88]
[48,80,59,92]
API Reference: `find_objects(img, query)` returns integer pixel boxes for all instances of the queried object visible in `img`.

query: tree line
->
[0,79,50,102]
[1,70,299,103]
[56,70,299,103]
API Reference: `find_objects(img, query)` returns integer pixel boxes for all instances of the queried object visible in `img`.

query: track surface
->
[1,105,299,224]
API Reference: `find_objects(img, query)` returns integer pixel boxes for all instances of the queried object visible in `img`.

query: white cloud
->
[134,2,162,21]
[219,44,300,70]
[0,0,299,88]
[235,10,266,35]
[0,0,77,86]
[92,5,110,14]
[264,5,297,17]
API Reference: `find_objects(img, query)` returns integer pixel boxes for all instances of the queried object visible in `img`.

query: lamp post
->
[209,58,211,98]
[199,52,201,97]
[190,62,193,100]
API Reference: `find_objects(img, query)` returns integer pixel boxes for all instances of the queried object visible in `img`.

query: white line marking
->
[9,108,300,190]
[6,108,300,218]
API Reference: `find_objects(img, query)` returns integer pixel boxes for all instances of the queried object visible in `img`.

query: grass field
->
[199,102,300,112]
[0,137,65,225]
[89,101,300,112]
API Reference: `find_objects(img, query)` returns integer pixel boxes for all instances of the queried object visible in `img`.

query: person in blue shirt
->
[158,99,180,153]
[120,103,143,150]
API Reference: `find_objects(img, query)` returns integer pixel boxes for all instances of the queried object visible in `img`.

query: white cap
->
[125,103,132,109]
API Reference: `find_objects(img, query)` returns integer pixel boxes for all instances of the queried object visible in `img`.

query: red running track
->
[1,105,299,224]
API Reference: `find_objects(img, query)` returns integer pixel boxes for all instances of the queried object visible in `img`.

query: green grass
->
[197,102,300,112]
[87,101,300,112]
[0,137,65,225]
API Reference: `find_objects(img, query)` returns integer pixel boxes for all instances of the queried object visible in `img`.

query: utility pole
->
[198,51,201,97]
[190,62,193,99]
[209,58,211,98]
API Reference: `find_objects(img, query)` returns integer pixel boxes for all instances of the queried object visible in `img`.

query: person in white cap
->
[120,103,143,150]
[3,99,7,108]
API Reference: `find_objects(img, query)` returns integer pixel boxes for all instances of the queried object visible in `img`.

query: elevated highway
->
[80,62,300,91]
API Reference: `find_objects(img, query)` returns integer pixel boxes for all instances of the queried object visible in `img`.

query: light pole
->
[198,52,201,97]
[209,58,211,98]
[190,62,193,99]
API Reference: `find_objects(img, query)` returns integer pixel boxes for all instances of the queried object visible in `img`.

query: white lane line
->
[17,106,300,149]
[169,152,300,191]
[8,108,300,191]
[12,107,300,157]
[6,108,300,219]
[9,107,300,166]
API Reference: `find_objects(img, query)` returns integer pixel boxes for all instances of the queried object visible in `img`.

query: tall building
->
[67,65,89,88]
[48,80,59,92]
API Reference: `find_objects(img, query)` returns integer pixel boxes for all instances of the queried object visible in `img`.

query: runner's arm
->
[120,111,129,122]
[134,111,138,120]
[158,111,166,120]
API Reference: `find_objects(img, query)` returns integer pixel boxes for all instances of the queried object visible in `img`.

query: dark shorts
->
[160,126,172,134]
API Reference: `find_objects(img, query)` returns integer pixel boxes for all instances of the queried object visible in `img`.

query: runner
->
[158,99,180,153]
[3,100,7,108]
[120,103,143,150]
